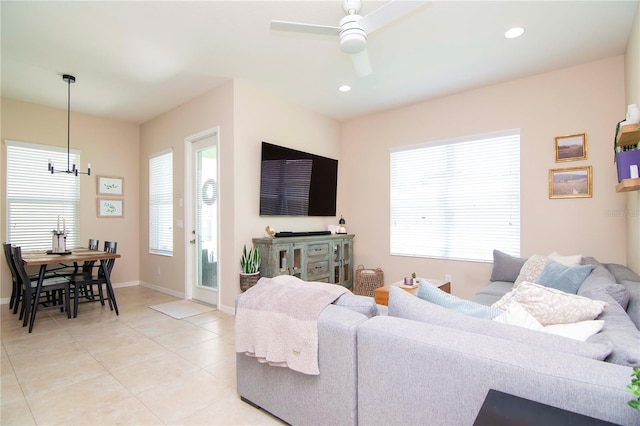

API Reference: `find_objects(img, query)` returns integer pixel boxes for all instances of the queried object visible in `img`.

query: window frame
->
[149,149,174,256]
[389,129,521,263]
[5,140,80,251]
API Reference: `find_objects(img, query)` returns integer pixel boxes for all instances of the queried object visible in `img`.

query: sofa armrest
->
[236,304,368,426]
[357,316,636,426]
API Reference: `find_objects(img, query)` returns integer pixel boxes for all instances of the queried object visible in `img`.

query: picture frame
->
[554,133,587,162]
[97,175,124,196]
[549,166,592,199]
[97,199,124,218]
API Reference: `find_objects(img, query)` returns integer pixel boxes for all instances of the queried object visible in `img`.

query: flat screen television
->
[259,142,338,216]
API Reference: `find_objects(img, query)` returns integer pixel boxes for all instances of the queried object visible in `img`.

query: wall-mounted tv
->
[260,142,338,216]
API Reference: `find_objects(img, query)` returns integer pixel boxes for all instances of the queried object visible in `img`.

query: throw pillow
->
[621,280,640,330]
[416,279,503,319]
[535,261,592,294]
[333,293,378,318]
[490,250,527,282]
[513,255,550,287]
[604,283,630,310]
[583,285,640,366]
[492,281,607,326]
[388,287,612,361]
[548,251,583,267]
[493,301,604,342]
[576,265,623,306]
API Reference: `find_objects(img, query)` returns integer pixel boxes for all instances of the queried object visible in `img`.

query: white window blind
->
[149,150,173,256]
[5,140,80,250]
[390,130,520,262]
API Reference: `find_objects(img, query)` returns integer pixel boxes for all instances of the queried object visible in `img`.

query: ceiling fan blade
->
[351,49,373,77]
[359,0,430,34]
[270,20,340,37]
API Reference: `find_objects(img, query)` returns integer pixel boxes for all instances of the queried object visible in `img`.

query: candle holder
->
[51,230,68,253]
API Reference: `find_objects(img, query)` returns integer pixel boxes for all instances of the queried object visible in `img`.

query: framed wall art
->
[554,133,587,162]
[97,176,124,196]
[97,199,124,218]
[549,166,592,199]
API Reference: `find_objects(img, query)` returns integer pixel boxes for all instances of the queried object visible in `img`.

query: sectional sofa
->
[236,255,640,425]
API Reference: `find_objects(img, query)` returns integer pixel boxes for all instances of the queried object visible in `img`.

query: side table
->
[374,278,450,306]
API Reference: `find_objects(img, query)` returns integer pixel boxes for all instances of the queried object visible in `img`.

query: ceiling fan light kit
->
[270,0,428,79]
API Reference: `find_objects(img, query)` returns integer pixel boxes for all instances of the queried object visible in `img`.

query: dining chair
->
[11,245,71,333]
[4,242,59,316]
[70,240,118,318]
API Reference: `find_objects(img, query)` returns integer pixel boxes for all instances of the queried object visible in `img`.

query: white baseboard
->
[219,303,235,315]
[139,281,185,299]
[113,280,140,288]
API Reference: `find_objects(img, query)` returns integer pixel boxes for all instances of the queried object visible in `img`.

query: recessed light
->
[338,85,351,92]
[505,27,525,39]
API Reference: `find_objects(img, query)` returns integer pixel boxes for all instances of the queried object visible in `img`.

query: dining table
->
[20,247,121,323]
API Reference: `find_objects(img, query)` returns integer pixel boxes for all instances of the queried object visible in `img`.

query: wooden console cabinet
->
[252,234,354,289]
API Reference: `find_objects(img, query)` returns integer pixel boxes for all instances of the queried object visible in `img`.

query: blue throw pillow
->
[416,279,503,319]
[536,261,592,294]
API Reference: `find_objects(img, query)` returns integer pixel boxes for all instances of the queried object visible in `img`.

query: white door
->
[185,129,219,306]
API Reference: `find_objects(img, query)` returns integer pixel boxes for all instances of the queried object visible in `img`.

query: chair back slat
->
[3,243,19,282]
[98,241,118,277]
[88,239,99,250]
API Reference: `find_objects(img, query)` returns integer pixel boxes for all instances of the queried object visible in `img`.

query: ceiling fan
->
[270,0,428,78]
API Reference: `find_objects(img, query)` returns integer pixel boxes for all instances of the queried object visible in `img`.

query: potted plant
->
[629,366,640,412]
[240,244,261,292]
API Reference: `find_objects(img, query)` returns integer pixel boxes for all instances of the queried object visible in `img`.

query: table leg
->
[100,259,119,315]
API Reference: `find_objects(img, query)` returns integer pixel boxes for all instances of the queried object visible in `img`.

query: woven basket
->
[354,265,384,297]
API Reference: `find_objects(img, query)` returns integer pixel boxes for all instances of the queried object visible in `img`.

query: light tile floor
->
[0,286,284,425]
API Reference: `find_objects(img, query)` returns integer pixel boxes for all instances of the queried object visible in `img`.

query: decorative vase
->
[240,272,261,292]
[627,104,640,124]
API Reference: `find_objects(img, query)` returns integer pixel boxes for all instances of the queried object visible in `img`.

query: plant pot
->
[240,272,261,292]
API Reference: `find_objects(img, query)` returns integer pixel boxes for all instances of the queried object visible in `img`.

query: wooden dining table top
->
[21,247,121,266]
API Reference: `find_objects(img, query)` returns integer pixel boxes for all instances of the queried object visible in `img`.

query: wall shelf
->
[616,178,640,193]
[616,123,640,147]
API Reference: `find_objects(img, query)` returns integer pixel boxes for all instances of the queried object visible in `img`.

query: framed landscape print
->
[97,176,124,196]
[554,133,587,162]
[97,199,124,217]
[549,166,592,199]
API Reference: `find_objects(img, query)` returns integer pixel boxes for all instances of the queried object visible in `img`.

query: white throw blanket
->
[235,275,349,375]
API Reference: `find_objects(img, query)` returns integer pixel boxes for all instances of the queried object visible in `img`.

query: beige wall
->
[1,98,140,299]
[625,5,640,274]
[341,56,627,299]
[138,81,235,310]
[138,80,341,312]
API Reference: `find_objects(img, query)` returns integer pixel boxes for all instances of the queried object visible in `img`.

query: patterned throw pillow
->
[492,281,607,326]
[513,255,550,287]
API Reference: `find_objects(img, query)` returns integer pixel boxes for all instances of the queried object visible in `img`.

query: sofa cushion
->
[490,250,526,282]
[471,281,514,307]
[535,261,592,294]
[514,255,550,287]
[548,251,583,267]
[621,280,640,330]
[388,287,612,361]
[492,281,606,326]
[333,293,378,318]
[416,280,502,319]
[604,263,640,283]
[578,264,629,309]
[583,285,640,366]
[494,301,604,342]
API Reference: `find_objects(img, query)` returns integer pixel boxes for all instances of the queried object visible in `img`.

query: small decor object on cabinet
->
[97,199,124,217]
[337,216,347,234]
[354,265,384,297]
[549,166,592,199]
[555,133,587,162]
[240,244,261,292]
[97,176,124,196]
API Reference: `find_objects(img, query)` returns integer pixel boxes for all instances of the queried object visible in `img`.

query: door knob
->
[189,239,196,244]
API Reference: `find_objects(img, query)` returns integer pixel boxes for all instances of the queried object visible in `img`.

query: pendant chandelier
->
[48,74,91,176]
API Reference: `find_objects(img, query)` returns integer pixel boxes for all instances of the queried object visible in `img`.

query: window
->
[149,150,173,256]
[5,140,80,250]
[390,130,520,262]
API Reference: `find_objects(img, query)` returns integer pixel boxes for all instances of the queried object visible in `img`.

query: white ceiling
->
[1,1,637,124]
